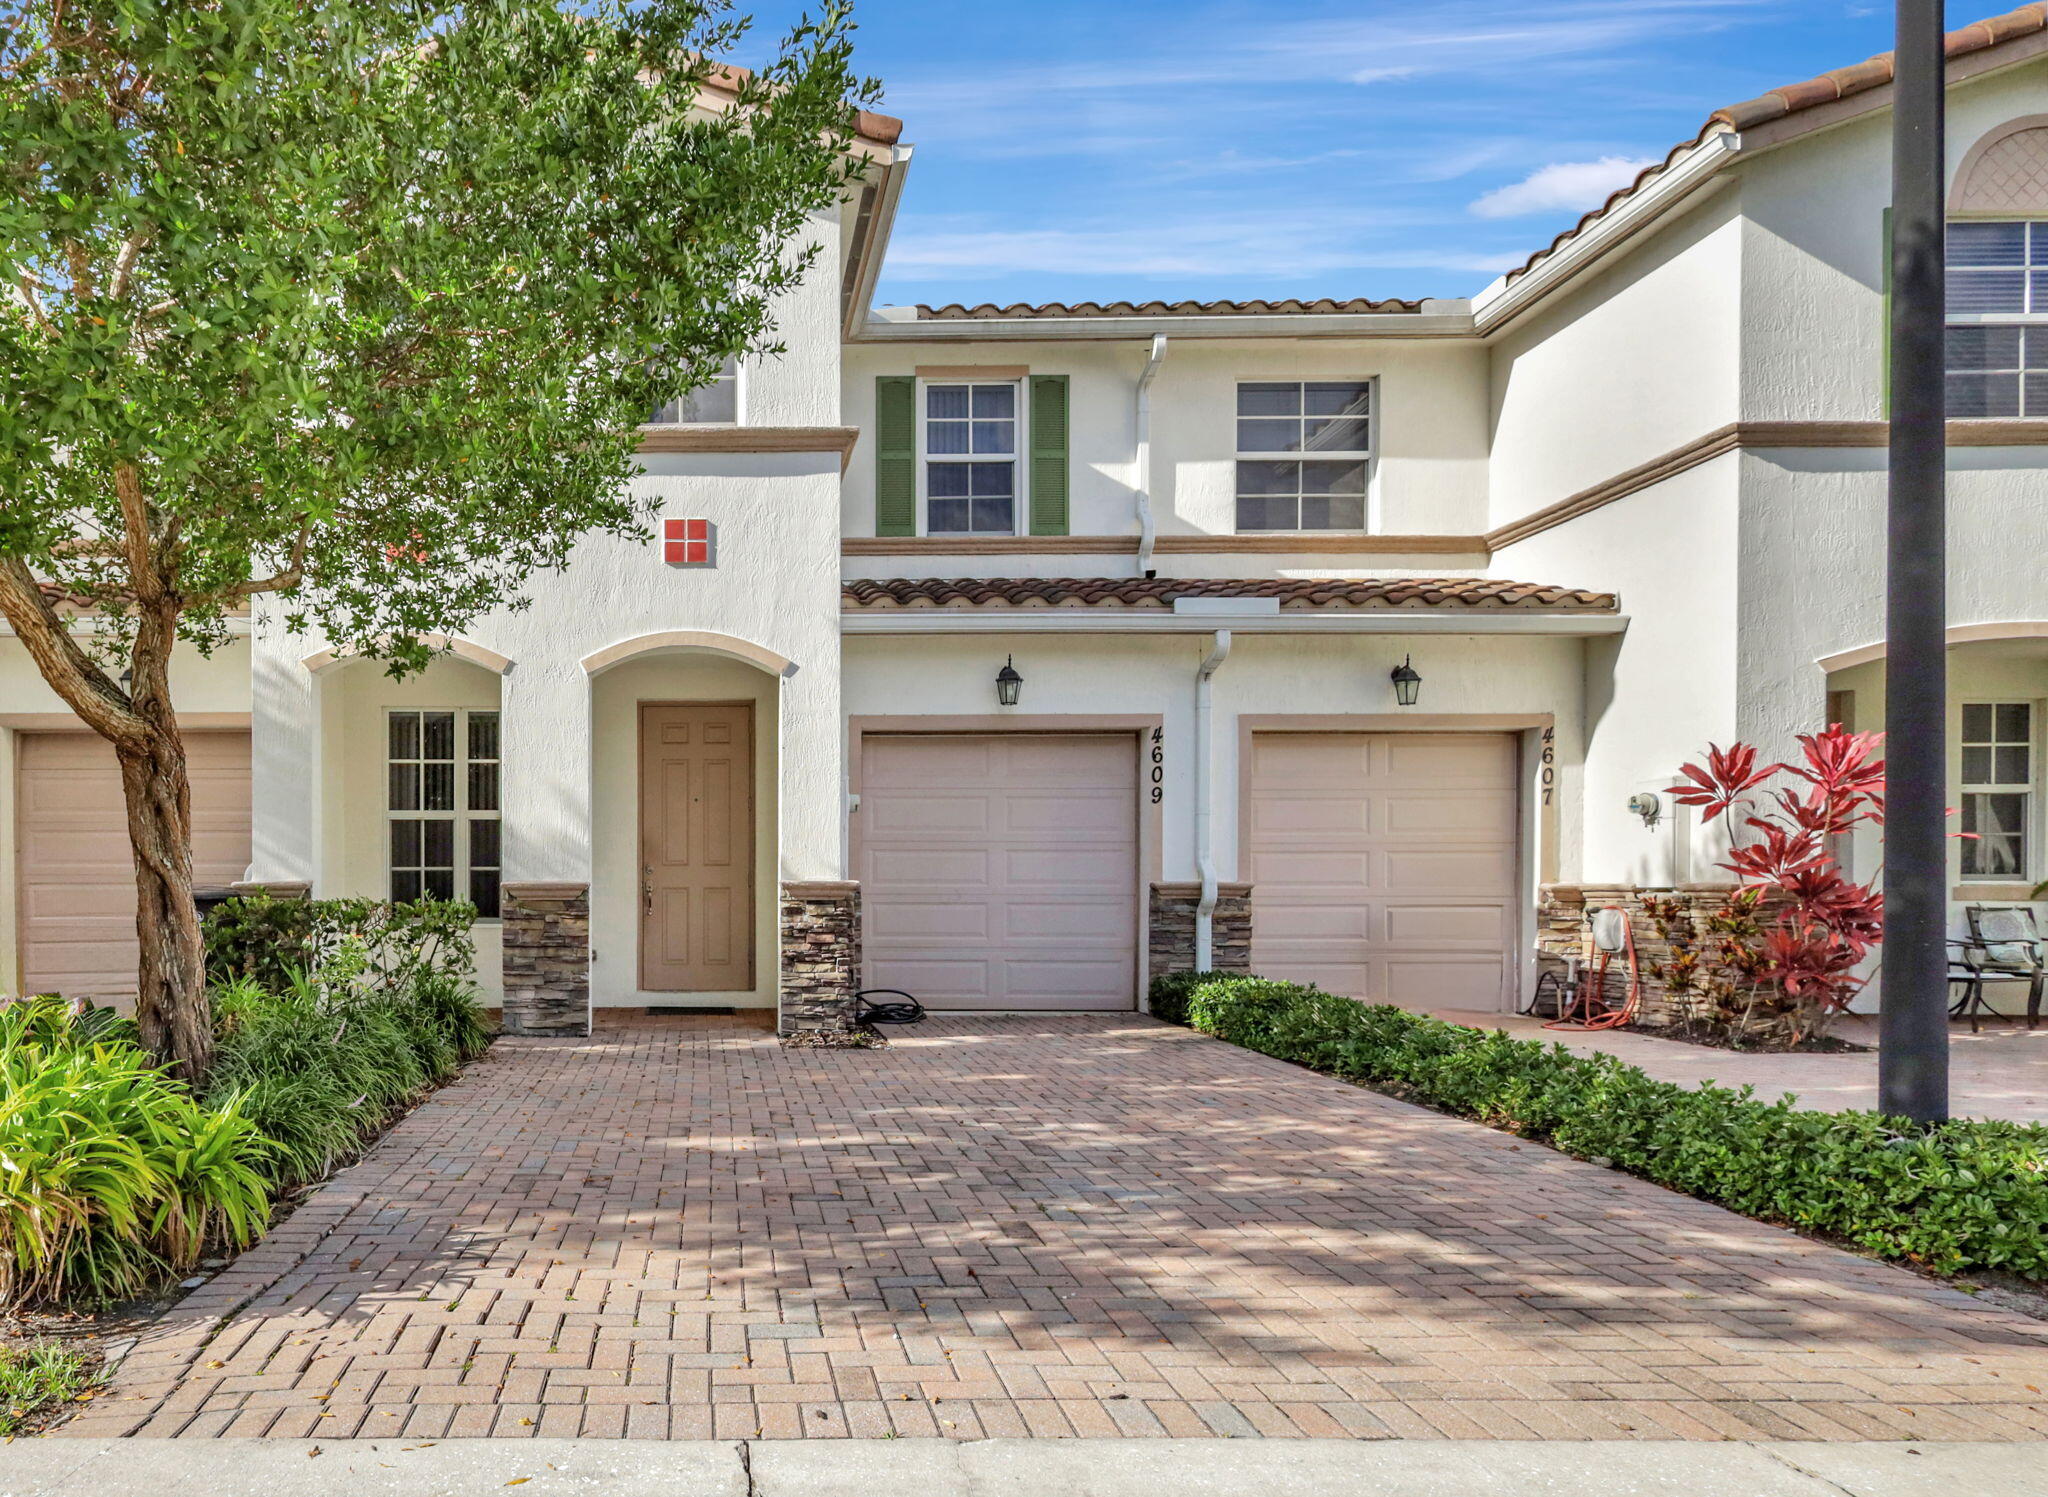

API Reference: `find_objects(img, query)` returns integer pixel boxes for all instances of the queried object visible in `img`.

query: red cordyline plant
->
[1651,725,1886,1046]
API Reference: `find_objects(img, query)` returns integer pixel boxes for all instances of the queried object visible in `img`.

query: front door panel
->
[639,703,754,992]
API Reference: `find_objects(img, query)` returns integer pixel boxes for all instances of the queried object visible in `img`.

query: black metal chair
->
[1949,904,2045,1031]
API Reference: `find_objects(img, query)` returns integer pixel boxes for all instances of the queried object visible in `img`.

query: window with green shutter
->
[873,375,916,537]
[1028,374,1070,536]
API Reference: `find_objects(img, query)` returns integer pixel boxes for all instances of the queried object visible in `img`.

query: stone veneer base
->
[501,882,591,1037]
[1148,882,1254,992]
[779,880,866,1045]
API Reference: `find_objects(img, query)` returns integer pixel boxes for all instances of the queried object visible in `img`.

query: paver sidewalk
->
[61,1014,2048,1442]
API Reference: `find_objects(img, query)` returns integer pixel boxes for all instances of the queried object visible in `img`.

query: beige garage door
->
[1249,731,1517,1010]
[861,734,1138,1011]
[17,731,252,1001]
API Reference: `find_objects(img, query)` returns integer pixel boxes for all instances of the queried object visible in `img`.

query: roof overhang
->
[841,611,1627,637]
[850,307,1475,343]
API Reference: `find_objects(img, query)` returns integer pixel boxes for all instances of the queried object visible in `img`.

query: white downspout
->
[1193,628,1232,970]
[1135,334,1168,575]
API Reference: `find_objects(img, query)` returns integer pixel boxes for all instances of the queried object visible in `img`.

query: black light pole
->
[1879,0,1950,1124]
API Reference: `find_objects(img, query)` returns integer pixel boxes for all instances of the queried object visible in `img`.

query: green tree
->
[0,0,874,1079]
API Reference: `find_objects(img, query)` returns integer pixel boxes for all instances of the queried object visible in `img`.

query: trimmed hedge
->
[1181,975,2048,1280]
[1146,969,1237,1027]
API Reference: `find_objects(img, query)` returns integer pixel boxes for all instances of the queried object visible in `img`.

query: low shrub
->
[204,895,477,997]
[1181,976,2048,1280]
[1146,970,1236,1027]
[0,999,270,1306]
[0,1340,96,1435]
[208,971,492,1190]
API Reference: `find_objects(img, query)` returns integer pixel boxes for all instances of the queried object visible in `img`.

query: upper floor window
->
[1234,380,1372,532]
[388,708,501,916]
[648,356,740,424]
[1960,700,2034,879]
[1946,221,2048,417]
[923,380,1017,535]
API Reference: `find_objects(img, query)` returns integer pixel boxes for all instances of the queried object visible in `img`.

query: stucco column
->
[499,654,592,886]
[775,635,843,884]
[245,604,320,892]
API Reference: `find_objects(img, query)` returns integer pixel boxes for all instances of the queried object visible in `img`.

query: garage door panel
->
[1251,732,1516,1011]
[18,730,251,1002]
[862,734,1137,1011]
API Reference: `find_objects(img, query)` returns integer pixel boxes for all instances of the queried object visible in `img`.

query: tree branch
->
[0,558,146,743]
[223,515,312,598]
[109,231,148,301]
[13,275,55,336]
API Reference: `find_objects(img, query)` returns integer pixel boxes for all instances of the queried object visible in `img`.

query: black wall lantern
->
[995,655,1023,707]
[1390,654,1421,707]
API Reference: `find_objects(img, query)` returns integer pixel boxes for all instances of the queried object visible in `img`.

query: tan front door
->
[16,730,252,1001]
[638,703,755,992]
[1249,731,1518,1011]
[860,733,1138,1011]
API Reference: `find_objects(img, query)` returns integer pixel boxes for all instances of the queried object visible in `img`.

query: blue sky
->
[749,0,1900,306]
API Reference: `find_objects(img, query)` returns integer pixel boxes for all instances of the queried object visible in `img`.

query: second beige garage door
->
[1249,731,1518,1010]
[17,730,252,1002]
[861,734,1138,1010]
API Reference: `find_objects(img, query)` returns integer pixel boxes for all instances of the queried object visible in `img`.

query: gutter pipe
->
[1135,334,1169,575]
[1193,628,1232,970]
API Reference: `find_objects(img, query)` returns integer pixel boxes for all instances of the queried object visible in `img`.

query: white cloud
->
[1467,156,1657,218]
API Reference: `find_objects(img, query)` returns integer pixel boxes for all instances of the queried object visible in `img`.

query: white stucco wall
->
[0,634,251,997]
[1487,192,1743,529]
[840,335,1492,542]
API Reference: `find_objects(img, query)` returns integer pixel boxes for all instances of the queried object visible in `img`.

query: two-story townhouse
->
[8,7,2048,1039]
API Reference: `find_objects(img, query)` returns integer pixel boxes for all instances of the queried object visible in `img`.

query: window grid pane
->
[1960,701,2034,880]
[1234,381,1372,533]
[388,707,503,916]
[924,382,1019,536]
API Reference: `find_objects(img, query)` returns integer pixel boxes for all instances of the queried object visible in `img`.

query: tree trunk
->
[116,717,213,1083]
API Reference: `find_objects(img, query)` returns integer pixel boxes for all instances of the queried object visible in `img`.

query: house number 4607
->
[1149,727,1164,803]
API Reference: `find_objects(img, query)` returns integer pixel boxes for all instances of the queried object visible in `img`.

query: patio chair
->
[1949,904,2045,1032]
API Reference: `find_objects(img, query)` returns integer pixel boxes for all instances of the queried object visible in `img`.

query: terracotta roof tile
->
[842,576,1618,612]
[912,297,1422,320]
[1503,5,2048,288]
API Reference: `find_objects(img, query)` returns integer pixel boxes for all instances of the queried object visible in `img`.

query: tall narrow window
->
[1961,701,2033,879]
[1945,221,2048,416]
[648,355,740,424]
[923,381,1017,534]
[388,708,502,916]
[1235,380,1373,532]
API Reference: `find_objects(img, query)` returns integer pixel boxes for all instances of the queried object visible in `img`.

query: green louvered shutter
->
[874,375,916,537]
[1028,374,1070,536]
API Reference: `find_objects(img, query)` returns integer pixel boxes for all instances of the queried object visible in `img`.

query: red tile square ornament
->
[663,518,712,566]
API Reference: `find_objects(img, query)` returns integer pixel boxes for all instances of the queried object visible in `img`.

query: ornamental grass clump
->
[1181,976,2048,1279]
[0,999,269,1307]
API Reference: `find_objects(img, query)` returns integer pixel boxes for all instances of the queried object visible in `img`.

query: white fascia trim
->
[850,311,1476,343]
[842,146,913,340]
[842,612,1627,637]
[1470,132,1743,335]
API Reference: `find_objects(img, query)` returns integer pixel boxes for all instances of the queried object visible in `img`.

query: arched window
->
[1946,119,2048,417]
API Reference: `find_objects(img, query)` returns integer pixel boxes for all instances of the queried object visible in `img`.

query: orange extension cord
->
[1544,906,1642,1031]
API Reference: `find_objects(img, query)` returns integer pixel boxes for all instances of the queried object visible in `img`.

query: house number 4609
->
[1149,727,1164,803]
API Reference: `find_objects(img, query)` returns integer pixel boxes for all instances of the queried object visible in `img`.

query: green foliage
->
[206,970,491,1190]
[0,1339,96,1435]
[1145,970,1235,1027]
[1182,977,2048,1280]
[0,999,270,1306]
[204,895,477,996]
[0,0,874,664]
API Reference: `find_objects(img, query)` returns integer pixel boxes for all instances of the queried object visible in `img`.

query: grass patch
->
[0,1340,97,1436]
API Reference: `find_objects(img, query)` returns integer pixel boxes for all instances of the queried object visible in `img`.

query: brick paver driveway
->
[69,1014,2048,1442]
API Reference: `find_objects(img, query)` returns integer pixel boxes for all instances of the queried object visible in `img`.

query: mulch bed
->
[1622,1020,1870,1054]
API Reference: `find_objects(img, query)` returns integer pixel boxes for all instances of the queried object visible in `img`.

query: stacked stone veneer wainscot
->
[501,882,591,1037]
[1149,882,1253,981]
[780,881,865,1045]
[1538,883,1754,1025]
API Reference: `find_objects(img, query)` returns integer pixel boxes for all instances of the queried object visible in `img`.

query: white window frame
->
[646,356,744,426]
[385,707,502,918]
[915,376,1027,538]
[1232,377,1376,535]
[1958,699,2038,882]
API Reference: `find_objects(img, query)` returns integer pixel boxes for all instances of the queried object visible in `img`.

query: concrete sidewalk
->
[4,1437,2045,1495]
